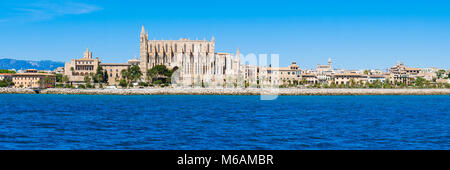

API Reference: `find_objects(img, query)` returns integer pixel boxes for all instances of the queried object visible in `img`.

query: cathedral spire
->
[236,48,240,61]
[141,25,146,35]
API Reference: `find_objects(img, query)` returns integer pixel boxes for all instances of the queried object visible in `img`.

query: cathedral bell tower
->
[140,25,149,77]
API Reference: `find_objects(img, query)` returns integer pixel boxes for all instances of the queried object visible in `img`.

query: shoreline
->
[1,87,450,95]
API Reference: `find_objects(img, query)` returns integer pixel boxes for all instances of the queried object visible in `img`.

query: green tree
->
[300,78,307,85]
[103,70,109,84]
[122,65,142,87]
[436,69,446,79]
[383,78,391,88]
[147,65,172,84]
[414,77,426,88]
[43,76,53,88]
[330,82,336,88]
[54,74,63,82]
[119,79,128,88]
[84,75,91,88]
[349,78,356,88]
[0,79,14,87]
[0,69,16,74]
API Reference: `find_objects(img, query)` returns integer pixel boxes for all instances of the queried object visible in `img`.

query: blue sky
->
[0,0,450,70]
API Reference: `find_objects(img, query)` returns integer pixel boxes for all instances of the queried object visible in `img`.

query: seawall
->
[2,87,450,95]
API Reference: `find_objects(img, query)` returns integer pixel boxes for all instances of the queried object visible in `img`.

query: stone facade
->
[333,73,367,85]
[12,70,56,88]
[64,48,100,84]
[316,58,333,83]
[139,26,241,87]
[0,73,13,81]
[261,62,302,86]
[389,62,421,85]
[100,63,131,85]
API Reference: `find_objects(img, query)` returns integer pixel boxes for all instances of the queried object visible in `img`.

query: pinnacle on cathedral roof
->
[141,25,145,34]
[236,48,240,60]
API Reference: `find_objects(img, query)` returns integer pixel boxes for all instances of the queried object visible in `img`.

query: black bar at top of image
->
[0,150,447,169]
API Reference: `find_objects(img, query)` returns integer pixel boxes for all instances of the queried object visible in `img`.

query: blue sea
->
[0,94,448,150]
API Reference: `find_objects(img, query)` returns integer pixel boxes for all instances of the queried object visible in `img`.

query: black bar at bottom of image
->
[0,150,446,169]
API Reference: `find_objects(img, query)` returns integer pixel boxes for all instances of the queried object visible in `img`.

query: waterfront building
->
[416,72,437,81]
[242,65,258,87]
[53,67,65,74]
[0,73,13,81]
[388,62,421,85]
[139,26,241,87]
[367,75,386,83]
[261,62,302,86]
[316,58,334,83]
[333,73,367,85]
[301,73,318,84]
[64,48,100,84]
[12,69,56,88]
[100,63,131,85]
[366,69,384,75]
[436,79,449,84]
[127,57,140,66]
[64,49,139,86]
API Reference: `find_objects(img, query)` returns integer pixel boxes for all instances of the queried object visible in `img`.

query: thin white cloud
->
[1,0,102,23]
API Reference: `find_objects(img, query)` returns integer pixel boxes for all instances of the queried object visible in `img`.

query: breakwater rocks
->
[0,87,36,94]
[2,87,450,95]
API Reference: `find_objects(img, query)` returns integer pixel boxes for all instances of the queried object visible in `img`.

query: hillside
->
[0,58,64,71]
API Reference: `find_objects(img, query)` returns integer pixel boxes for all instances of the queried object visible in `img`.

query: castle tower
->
[83,48,92,59]
[140,25,149,77]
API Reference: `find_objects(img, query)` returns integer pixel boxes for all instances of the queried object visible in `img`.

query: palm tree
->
[62,75,69,88]
[121,65,142,87]
[84,75,91,84]
[121,68,131,85]
[43,76,52,88]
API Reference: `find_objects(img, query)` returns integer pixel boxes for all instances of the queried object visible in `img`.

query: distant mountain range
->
[0,58,64,71]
